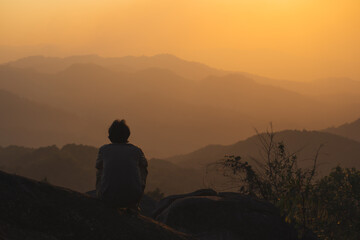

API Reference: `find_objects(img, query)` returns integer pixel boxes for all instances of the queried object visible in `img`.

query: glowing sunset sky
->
[1,0,359,80]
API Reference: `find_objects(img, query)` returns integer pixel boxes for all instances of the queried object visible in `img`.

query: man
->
[96,119,148,209]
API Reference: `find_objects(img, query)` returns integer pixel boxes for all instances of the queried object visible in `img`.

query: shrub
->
[209,127,324,238]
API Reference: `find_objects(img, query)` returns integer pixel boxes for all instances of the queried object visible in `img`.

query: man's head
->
[108,119,130,143]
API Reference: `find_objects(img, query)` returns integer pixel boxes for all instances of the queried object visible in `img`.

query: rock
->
[140,194,158,217]
[152,189,217,218]
[0,170,192,240]
[153,189,299,240]
[85,190,158,217]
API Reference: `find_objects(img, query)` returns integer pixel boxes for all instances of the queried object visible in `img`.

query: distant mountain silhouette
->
[2,129,360,195]
[0,144,203,194]
[240,71,360,95]
[5,54,227,80]
[167,130,360,176]
[8,55,359,95]
[324,118,360,143]
[147,159,203,195]
[256,77,360,96]
[249,75,360,110]
[1,56,359,157]
[0,90,103,148]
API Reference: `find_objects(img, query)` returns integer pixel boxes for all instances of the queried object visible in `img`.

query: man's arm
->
[95,147,104,195]
[138,149,148,190]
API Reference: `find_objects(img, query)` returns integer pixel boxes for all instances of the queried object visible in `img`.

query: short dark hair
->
[108,119,130,143]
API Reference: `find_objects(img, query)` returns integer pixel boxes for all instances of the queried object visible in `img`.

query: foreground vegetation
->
[212,129,360,239]
[0,131,359,239]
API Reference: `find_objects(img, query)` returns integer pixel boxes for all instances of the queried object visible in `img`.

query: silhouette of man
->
[96,119,148,210]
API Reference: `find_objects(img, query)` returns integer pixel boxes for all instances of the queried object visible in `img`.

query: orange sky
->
[1,0,359,80]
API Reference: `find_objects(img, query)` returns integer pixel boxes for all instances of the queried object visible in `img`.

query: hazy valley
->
[1,54,360,194]
[1,55,360,158]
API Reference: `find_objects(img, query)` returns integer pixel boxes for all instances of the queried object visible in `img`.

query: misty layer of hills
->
[0,144,203,195]
[1,54,360,158]
[0,89,103,147]
[0,52,359,194]
[1,130,359,195]
[5,54,227,80]
[167,130,360,175]
[324,118,360,143]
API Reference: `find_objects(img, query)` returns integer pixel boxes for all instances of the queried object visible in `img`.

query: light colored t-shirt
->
[95,143,148,205]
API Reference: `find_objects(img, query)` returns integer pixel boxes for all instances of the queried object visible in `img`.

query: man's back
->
[96,143,148,207]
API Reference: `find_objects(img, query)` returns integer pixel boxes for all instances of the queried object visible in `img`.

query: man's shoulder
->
[99,143,143,152]
[126,143,144,153]
[98,144,112,151]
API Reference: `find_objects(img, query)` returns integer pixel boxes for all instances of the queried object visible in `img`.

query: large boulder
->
[86,190,158,217]
[0,170,192,240]
[153,189,299,240]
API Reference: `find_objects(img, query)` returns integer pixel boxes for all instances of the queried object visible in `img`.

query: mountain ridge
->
[4,54,227,80]
[166,129,360,177]
[1,56,359,157]
[324,118,360,143]
[0,89,104,148]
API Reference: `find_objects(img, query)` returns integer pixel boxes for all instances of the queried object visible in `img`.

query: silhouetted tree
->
[311,167,360,240]
[208,126,321,238]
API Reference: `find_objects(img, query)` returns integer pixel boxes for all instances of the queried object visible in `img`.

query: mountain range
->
[4,54,227,80]
[1,129,360,195]
[0,54,359,158]
[0,89,103,147]
[0,144,204,194]
[167,130,360,177]
[324,118,360,143]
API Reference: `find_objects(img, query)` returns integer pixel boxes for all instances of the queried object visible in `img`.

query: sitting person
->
[96,119,148,210]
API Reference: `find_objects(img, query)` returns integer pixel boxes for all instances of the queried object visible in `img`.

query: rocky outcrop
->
[0,170,191,240]
[153,189,299,240]
[86,190,157,217]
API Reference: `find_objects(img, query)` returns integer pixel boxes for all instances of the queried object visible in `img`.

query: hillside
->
[324,118,360,142]
[4,54,227,80]
[147,159,204,195]
[0,144,97,192]
[2,129,360,195]
[0,89,103,147]
[167,130,360,176]
[0,170,190,240]
[1,61,359,157]
[245,72,360,95]
[7,55,360,97]
[5,56,360,125]
[0,65,255,157]
[0,144,203,195]
[240,74,360,120]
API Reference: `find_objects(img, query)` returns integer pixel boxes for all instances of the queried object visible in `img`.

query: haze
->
[1,0,359,80]
[1,0,360,158]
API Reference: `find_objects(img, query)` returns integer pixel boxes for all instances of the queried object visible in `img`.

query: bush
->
[311,167,360,240]
[208,127,360,239]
